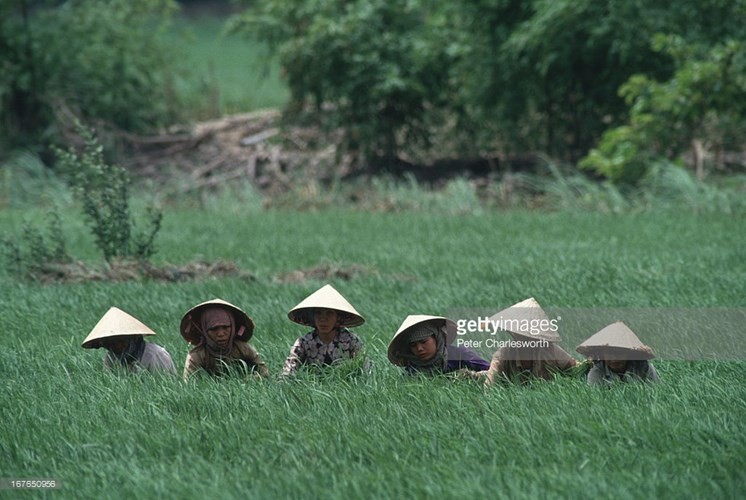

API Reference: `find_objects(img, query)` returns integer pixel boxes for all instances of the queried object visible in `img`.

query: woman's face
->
[314,309,338,336]
[409,335,437,361]
[207,324,232,348]
[606,358,628,373]
[104,336,131,355]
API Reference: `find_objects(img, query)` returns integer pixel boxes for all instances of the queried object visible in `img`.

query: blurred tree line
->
[231,0,745,182]
[1,0,744,183]
[0,0,178,155]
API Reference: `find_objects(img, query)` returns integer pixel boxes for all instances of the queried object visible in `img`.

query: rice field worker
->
[181,298,269,382]
[387,315,490,377]
[282,284,366,376]
[576,321,660,385]
[484,297,577,386]
[82,306,175,373]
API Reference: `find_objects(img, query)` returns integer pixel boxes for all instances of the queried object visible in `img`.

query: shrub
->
[1,211,72,279]
[0,0,179,153]
[54,125,162,262]
[581,36,746,184]
[229,0,454,164]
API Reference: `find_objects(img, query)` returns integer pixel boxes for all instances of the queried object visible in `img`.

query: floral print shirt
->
[282,328,362,376]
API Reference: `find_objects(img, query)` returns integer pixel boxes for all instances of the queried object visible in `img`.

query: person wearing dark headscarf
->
[180,298,269,382]
[282,284,366,376]
[388,315,490,376]
[82,306,175,373]
[576,321,660,386]
[484,298,577,386]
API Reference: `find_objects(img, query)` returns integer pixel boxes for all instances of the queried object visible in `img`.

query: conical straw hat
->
[488,297,561,342]
[387,315,457,366]
[288,284,364,328]
[180,298,255,345]
[576,321,654,360]
[81,307,155,349]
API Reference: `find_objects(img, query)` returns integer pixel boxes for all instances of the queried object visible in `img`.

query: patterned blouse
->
[282,328,362,376]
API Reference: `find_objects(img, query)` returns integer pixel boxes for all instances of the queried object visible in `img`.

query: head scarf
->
[400,323,448,373]
[107,335,146,367]
[201,307,235,358]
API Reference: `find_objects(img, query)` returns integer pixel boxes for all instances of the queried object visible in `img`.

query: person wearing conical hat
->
[282,284,365,376]
[484,297,577,385]
[388,315,490,376]
[576,321,660,385]
[181,298,269,382]
[82,307,175,373]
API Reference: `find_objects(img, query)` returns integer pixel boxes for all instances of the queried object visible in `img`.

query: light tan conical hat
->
[488,297,561,342]
[81,307,155,349]
[387,315,457,366]
[180,298,255,345]
[576,321,655,360]
[288,284,365,328]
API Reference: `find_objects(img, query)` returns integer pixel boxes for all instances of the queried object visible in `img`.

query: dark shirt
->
[445,344,491,372]
[405,344,490,375]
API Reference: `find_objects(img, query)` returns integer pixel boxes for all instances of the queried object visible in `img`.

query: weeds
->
[1,211,71,280]
[1,125,164,279]
[54,124,163,262]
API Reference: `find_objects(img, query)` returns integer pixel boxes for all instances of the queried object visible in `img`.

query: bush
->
[0,0,179,153]
[54,125,163,262]
[229,0,454,164]
[1,210,72,280]
[580,36,746,184]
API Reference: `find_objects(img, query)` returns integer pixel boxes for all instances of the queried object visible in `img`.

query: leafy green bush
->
[54,125,162,262]
[578,125,657,184]
[1,211,72,279]
[229,0,454,163]
[0,0,179,153]
[581,36,746,184]
[234,0,745,169]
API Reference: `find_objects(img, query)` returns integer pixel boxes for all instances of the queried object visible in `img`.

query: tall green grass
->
[164,13,289,120]
[1,206,744,497]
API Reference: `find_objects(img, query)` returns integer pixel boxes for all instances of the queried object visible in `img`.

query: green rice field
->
[1,207,744,498]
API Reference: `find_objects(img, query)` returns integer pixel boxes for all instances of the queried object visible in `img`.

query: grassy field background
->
[1,206,744,497]
[165,8,289,119]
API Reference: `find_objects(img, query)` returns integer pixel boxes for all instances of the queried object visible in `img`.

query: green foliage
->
[229,0,455,163]
[0,0,179,152]
[1,210,71,279]
[54,125,163,262]
[579,125,658,184]
[581,36,746,183]
[234,0,745,169]
[0,150,71,208]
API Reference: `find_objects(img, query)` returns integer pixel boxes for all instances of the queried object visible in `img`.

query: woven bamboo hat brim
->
[81,307,156,349]
[387,315,457,366]
[288,284,365,328]
[488,297,562,342]
[180,298,255,345]
[576,321,655,360]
